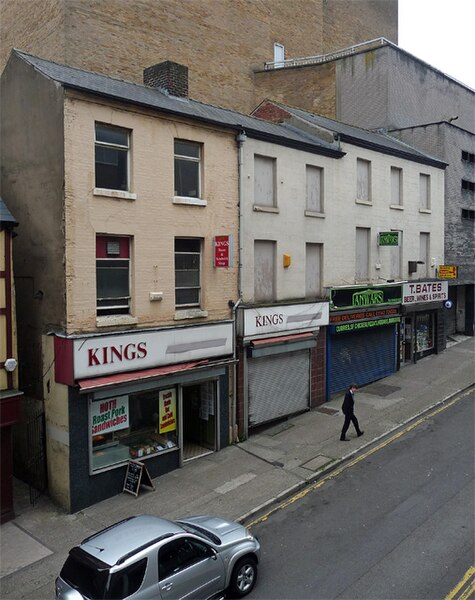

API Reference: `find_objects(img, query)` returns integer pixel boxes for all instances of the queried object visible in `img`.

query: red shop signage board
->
[214,235,233,268]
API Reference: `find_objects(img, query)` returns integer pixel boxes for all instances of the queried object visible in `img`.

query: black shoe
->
[340,437,350,442]
[357,431,364,437]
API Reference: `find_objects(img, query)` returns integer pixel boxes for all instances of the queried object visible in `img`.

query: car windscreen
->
[60,553,109,599]
[175,522,221,545]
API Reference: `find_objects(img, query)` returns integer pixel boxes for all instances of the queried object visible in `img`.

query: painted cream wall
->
[42,334,70,508]
[241,138,445,302]
[63,93,239,333]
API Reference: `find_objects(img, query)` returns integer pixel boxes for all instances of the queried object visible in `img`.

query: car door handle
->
[162,582,173,591]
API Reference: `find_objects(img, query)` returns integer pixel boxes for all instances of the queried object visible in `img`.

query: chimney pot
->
[143,61,188,97]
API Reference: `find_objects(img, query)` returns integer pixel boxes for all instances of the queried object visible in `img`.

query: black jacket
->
[342,389,355,416]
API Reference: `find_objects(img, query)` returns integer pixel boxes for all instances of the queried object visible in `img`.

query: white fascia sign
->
[402,281,448,305]
[73,322,233,379]
[241,302,329,339]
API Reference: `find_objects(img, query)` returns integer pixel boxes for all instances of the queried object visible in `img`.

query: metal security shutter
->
[328,326,396,397]
[248,350,310,427]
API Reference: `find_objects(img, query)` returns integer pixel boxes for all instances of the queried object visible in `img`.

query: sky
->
[398,0,475,90]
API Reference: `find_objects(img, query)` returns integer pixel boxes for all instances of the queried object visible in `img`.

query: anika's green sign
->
[378,231,399,246]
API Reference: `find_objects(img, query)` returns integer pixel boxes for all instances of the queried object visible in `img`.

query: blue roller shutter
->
[328,325,397,397]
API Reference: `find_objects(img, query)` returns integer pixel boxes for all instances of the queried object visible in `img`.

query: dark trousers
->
[340,413,361,439]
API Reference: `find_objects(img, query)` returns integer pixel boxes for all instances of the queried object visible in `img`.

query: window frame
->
[174,238,202,308]
[254,154,277,210]
[95,123,131,192]
[305,165,324,215]
[419,173,431,211]
[174,140,202,200]
[96,236,131,316]
[390,166,403,208]
[253,239,276,302]
[356,158,372,204]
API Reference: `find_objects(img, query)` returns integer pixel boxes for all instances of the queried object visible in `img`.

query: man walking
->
[340,383,364,441]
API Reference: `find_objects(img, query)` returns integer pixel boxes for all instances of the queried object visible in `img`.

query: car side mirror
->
[211,548,218,560]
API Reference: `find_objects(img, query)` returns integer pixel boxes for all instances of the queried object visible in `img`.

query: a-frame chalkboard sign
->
[123,459,155,497]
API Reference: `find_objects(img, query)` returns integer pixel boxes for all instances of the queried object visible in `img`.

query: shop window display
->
[91,388,178,471]
[416,314,434,353]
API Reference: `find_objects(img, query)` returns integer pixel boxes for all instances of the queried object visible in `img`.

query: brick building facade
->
[0,0,397,113]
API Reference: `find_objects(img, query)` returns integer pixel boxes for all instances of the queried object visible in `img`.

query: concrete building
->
[1,50,345,510]
[0,198,22,523]
[254,37,475,336]
[251,100,447,399]
[0,0,398,114]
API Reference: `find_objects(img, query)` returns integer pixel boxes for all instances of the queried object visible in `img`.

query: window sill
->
[173,196,207,206]
[96,315,138,327]
[94,188,137,200]
[174,308,208,321]
[253,205,279,213]
[355,199,372,206]
[305,210,325,218]
[390,204,404,210]
[419,208,432,214]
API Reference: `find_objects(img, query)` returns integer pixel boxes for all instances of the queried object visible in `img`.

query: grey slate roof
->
[0,197,18,226]
[273,102,447,168]
[12,50,343,159]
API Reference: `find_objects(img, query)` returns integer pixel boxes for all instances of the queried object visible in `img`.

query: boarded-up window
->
[419,174,430,209]
[390,231,402,280]
[254,240,276,302]
[391,167,402,206]
[419,232,430,277]
[356,158,371,201]
[306,243,322,298]
[254,155,276,207]
[306,165,323,213]
[355,227,370,280]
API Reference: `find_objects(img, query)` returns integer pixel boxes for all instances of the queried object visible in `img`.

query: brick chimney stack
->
[143,61,188,97]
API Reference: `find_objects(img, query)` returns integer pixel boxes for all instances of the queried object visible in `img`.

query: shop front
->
[400,281,448,364]
[327,285,401,398]
[53,322,234,512]
[236,302,329,435]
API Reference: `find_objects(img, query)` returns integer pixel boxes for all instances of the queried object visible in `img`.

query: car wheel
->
[228,556,257,598]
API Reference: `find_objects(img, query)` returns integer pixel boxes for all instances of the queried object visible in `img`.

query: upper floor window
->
[356,158,371,202]
[174,140,201,198]
[390,166,403,207]
[419,173,431,210]
[274,43,285,68]
[462,179,475,193]
[175,238,201,307]
[355,227,370,281]
[254,155,276,208]
[96,236,130,316]
[306,165,324,214]
[462,150,475,163]
[306,243,323,298]
[254,240,276,302]
[419,232,430,278]
[462,209,475,220]
[95,124,130,191]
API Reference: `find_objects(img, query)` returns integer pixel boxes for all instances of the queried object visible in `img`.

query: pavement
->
[1,335,474,599]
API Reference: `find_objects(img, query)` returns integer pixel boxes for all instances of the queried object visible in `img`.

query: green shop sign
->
[331,285,402,310]
[334,316,400,333]
[378,231,399,246]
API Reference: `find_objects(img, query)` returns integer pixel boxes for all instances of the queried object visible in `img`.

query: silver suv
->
[55,514,260,600]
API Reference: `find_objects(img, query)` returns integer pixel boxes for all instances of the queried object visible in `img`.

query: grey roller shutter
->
[248,350,310,427]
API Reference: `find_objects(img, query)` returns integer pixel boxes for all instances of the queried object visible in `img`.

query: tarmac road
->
[249,391,474,600]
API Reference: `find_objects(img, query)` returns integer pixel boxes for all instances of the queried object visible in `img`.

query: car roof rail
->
[116,533,175,565]
[81,516,137,544]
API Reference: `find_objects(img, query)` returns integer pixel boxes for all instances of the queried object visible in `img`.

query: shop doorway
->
[401,317,414,364]
[182,382,216,461]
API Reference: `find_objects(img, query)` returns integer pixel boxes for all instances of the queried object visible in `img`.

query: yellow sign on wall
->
[159,388,177,433]
[438,265,457,279]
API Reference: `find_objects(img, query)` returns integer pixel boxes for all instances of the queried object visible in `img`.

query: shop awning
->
[248,332,317,358]
[77,359,211,392]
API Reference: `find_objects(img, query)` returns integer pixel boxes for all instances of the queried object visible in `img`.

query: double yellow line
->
[445,566,475,600]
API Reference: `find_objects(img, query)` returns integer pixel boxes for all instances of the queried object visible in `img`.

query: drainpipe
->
[230,129,247,443]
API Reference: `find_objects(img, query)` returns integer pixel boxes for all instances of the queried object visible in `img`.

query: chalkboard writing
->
[123,460,155,497]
